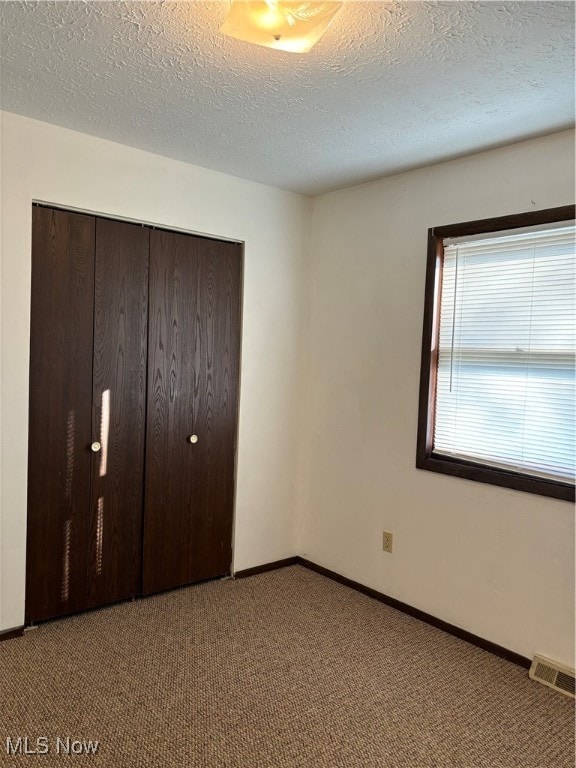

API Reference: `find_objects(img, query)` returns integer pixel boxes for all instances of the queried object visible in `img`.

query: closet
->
[26,206,242,623]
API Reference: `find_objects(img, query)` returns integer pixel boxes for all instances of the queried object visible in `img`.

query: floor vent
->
[529,654,575,698]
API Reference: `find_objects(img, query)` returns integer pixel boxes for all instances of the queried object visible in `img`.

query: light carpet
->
[1,565,574,767]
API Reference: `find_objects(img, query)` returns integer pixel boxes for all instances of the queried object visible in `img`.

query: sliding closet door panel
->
[26,207,96,622]
[144,230,199,594]
[191,237,242,579]
[88,218,149,607]
[143,230,241,594]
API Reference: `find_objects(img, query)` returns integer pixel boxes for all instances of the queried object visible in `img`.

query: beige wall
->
[2,111,574,665]
[0,111,312,631]
[298,130,575,665]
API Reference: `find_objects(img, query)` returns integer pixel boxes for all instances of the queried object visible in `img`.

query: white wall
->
[2,112,573,665]
[298,130,575,665]
[0,111,312,631]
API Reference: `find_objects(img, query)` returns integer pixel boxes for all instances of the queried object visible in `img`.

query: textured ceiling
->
[0,1,573,195]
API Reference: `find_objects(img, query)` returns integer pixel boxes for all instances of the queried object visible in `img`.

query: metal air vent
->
[529,654,575,698]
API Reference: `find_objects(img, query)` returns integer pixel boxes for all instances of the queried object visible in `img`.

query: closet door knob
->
[188,435,198,444]
[90,441,102,453]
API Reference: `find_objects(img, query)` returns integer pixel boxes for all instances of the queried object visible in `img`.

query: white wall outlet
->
[383,530,393,553]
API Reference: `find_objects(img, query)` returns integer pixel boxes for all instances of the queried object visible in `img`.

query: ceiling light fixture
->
[220,1,343,53]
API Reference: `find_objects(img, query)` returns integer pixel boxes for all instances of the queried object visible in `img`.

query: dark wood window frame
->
[416,204,575,502]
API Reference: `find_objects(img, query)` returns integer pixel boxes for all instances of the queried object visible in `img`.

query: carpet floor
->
[1,565,574,767]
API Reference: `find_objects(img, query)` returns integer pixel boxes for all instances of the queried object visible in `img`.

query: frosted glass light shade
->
[221,2,343,53]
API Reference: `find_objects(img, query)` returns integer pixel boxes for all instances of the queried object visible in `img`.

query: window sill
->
[416,453,575,502]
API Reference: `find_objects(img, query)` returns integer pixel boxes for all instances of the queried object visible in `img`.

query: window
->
[417,206,575,501]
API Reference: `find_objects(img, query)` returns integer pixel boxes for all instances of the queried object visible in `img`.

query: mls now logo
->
[6,736,99,755]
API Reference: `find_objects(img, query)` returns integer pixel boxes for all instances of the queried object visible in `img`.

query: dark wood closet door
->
[26,209,149,622]
[26,207,96,622]
[88,217,149,607]
[143,229,242,595]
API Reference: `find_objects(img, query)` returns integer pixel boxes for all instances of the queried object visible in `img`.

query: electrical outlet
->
[382,530,393,553]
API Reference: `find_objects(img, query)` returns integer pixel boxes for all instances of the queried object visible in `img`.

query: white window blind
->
[434,223,575,483]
